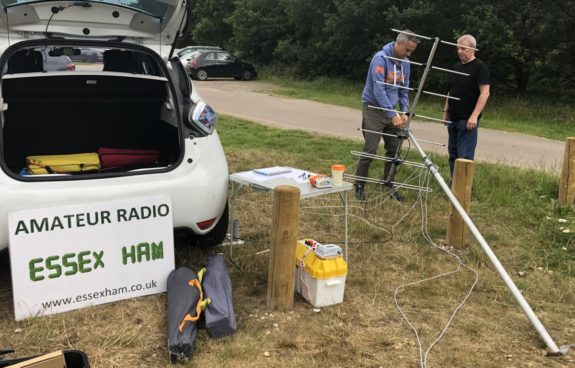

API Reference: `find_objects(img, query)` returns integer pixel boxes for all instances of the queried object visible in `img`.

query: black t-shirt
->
[447,58,490,120]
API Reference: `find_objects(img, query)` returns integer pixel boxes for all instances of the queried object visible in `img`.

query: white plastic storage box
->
[294,239,348,307]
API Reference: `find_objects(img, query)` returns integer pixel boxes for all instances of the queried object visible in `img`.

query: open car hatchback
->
[0,0,230,250]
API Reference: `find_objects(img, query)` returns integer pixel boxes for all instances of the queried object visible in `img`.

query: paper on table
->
[253,166,292,176]
[234,168,309,184]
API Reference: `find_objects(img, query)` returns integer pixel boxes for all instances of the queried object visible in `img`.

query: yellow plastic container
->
[295,240,347,307]
[295,240,347,278]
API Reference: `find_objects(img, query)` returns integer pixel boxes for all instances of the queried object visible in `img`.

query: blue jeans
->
[447,119,479,177]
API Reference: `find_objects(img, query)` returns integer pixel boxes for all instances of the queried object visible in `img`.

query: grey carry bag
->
[199,254,237,338]
[167,267,204,363]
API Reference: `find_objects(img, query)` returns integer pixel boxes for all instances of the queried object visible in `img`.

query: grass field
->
[259,72,575,142]
[0,116,574,367]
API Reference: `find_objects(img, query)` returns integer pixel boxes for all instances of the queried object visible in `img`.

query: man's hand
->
[391,114,403,127]
[401,113,409,124]
[467,115,478,130]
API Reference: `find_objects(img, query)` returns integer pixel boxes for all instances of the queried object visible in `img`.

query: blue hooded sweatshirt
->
[362,41,411,119]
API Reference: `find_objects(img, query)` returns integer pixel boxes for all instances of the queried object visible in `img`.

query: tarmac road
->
[194,80,566,173]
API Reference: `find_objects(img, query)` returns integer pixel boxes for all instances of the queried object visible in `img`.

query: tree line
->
[181,0,575,97]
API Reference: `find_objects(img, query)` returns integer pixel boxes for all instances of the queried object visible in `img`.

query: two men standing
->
[354,31,419,201]
[355,32,489,201]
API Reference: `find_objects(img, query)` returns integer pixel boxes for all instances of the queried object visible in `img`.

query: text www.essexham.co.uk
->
[40,280,158,309]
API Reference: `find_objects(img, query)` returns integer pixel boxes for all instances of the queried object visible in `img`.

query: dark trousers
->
[447,118,479,176]
[355,103,400,186]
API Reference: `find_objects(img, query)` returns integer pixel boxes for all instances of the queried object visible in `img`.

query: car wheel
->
[193,201,229,247]
[241,70,253,81]
[196,69,208,81]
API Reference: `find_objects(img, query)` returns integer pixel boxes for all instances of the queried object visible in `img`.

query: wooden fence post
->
[447,159,475,249]
[267,185,300,311]
[559,137,575,205]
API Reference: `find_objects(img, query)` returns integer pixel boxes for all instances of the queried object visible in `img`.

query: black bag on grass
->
[167,267,204,363]
[199,255,237,338]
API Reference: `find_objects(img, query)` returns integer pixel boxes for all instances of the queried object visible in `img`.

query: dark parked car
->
[45,53,76,71]
[187,50,257,81]
[176,45,221,66]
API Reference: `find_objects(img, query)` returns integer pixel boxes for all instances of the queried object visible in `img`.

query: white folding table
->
[228,168,353,260]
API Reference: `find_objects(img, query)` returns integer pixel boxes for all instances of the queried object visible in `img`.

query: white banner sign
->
[8,195,175,320]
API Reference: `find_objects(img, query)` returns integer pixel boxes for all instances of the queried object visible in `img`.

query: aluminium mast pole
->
[405,37,440,130]
[407,128,563,354]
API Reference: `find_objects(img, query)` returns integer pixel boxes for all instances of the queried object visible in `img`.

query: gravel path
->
[195,80,566,173]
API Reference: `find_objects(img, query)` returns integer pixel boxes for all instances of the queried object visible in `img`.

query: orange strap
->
[178,278,204,333]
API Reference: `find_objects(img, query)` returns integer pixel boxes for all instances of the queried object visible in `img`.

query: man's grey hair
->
[396,30,420,44]
[457,34,477,49]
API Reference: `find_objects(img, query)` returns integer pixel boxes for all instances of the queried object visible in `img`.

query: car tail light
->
[188,101,217,134]
[197,217,217,230]
[66,63,76,71]
[188,59,197,68]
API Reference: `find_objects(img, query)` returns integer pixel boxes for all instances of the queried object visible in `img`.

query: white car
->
[0,0,229,250]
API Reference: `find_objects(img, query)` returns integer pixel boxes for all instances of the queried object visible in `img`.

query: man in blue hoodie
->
[355,30,419,201]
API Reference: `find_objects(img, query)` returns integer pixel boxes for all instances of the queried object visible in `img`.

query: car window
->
[217,52,235,62]
[179,49,193,57]
[3,47,169,76]
[70,48,104,64]
[188,51,202,60]
[204,53,216,61]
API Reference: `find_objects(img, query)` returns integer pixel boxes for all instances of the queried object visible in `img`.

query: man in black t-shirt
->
[442,34,490,178]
